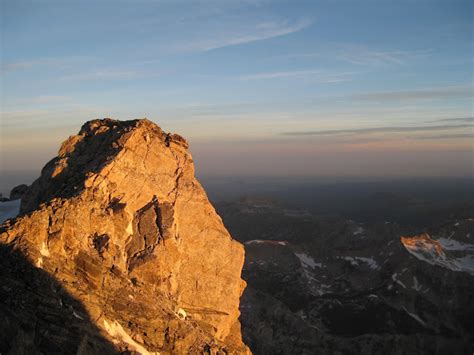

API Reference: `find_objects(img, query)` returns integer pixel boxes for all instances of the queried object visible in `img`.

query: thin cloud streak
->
[416,133,473,140]
[186,19,313,52]
[263,44,430,67]
[429,117,474,123]
[58,69,141,82]
[1,56,95,73]
[281,124,473,136]
[335,45,431,66]
[240,69,321,80]
[353,86,473,101]
[239,70,353,82]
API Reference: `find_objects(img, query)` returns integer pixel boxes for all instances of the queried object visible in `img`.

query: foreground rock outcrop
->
[0,118,249,354]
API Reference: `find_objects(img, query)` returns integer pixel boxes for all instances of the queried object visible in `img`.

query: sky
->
[1,0,473,185]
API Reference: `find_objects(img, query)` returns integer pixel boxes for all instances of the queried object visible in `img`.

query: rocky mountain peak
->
[21,118,188,214]
[0,118,250,354]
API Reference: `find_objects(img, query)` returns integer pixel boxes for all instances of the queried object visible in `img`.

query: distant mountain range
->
[216,199,474,353]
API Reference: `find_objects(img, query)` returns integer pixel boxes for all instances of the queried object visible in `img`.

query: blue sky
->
[1,0,473,180]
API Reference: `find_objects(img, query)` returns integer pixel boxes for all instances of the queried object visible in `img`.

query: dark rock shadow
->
[0,244,119,354]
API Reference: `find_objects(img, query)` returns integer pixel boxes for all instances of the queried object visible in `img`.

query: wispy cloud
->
[416,133,473,140]
[58,69,140,82]
[1,56,94,73]
[260,43,430,68]
[240,69,319,80]
[239,70,353,82]
[185,18,313,52]
[266,52,321,61]
[281,124,472,136]
[429,117,474,123]
[353,86,473,101]
[335,44,431,66]
[2,60,46,72]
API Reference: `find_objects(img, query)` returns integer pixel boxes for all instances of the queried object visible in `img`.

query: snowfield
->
[401,234,474,275]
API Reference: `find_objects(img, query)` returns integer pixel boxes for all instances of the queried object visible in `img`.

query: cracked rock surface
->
[0,118,250,354]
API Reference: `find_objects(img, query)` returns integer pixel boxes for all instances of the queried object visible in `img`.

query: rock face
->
[9,184,29,201]
[0,119,249,354]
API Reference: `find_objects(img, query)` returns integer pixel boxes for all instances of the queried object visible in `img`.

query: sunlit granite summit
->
[0,118,250,354]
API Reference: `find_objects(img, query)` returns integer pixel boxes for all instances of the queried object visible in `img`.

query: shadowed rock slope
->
[0,118,250,354]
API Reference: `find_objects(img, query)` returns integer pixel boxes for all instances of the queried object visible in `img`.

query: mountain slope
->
[217,199,474,354]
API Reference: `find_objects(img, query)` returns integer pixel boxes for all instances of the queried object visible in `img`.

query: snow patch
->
[396,280,407,289]
[245,240,265,245]
[357,257,379,270]
[339,256,379,270]
[402,307,426,326]
[437,238,474,251]
[283,209,311,218]
[126,221,134,235]
[457,255,474,271]
[295,252,322,269]
[103,319,159,355]
[73,311,84,320]
[401,234,474,275]
[412,276,421,291]
[392,273,407,288]
[40,242,50,257]
[245,239,287,246]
